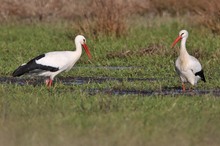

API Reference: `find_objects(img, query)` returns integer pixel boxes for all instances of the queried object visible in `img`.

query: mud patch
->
[0,77,44,86]
[0,76,160,86]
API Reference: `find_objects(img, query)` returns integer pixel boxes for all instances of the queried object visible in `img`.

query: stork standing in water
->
[171,30,206,91]
[12,35,92,87]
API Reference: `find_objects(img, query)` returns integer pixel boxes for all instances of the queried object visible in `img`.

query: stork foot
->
[182,83,186,92]
[45,79,53,88]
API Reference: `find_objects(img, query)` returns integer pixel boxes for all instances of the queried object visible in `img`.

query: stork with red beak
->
[12,35,92,87]
[171,30,206,91]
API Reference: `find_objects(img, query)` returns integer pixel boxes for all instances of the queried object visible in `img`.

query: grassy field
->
[0,17,220,146]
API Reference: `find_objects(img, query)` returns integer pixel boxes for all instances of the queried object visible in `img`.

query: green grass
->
[1,84,220,146]
[0,18,220,146]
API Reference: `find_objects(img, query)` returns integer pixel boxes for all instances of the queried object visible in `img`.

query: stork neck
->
[75,42,82,56]
[180,37,189,56]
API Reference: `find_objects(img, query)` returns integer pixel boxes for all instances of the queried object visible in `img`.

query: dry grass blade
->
[75,0,131,37]
[106,43,168,58]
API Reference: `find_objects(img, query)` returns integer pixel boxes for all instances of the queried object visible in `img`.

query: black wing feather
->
[195,69,206,82]
[12,54,59,77]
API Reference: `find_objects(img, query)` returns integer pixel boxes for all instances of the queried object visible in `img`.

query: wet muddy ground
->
[87,88,220,96]
[0,76,160,85]
[0,76,219,96]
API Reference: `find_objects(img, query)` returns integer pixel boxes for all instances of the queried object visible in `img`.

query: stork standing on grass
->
[12,35,92,87]
[171,30,206,91]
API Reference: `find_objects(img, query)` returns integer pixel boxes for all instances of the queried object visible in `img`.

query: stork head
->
[75,35,92,59]
[171,30,189,48]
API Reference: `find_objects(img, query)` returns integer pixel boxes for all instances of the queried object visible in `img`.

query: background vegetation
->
[1,0,220,34]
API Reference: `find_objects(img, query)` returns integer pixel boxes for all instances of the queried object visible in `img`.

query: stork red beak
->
[171,36,182,48]
[82,44,92,59]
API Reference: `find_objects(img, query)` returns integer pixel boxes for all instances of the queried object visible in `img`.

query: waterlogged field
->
[0,18,220,146]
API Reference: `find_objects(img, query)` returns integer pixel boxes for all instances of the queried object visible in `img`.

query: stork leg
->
[45,78,53,88]
[182,83,186,92]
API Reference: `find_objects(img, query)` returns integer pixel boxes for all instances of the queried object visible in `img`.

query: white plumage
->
[12,35,91,87]
[172,30,206,91]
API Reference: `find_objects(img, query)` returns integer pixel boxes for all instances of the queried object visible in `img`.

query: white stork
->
[12,35,91,87]
[171,30,206,91]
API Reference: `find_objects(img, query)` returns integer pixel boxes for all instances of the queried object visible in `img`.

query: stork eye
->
[83,39,86,42]
[181,33,184,36]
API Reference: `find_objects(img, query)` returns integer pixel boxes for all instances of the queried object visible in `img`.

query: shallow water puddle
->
[87,88,220,96]
[0,77,219,96]
[0,76,160,86]
[60,76,160,85]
